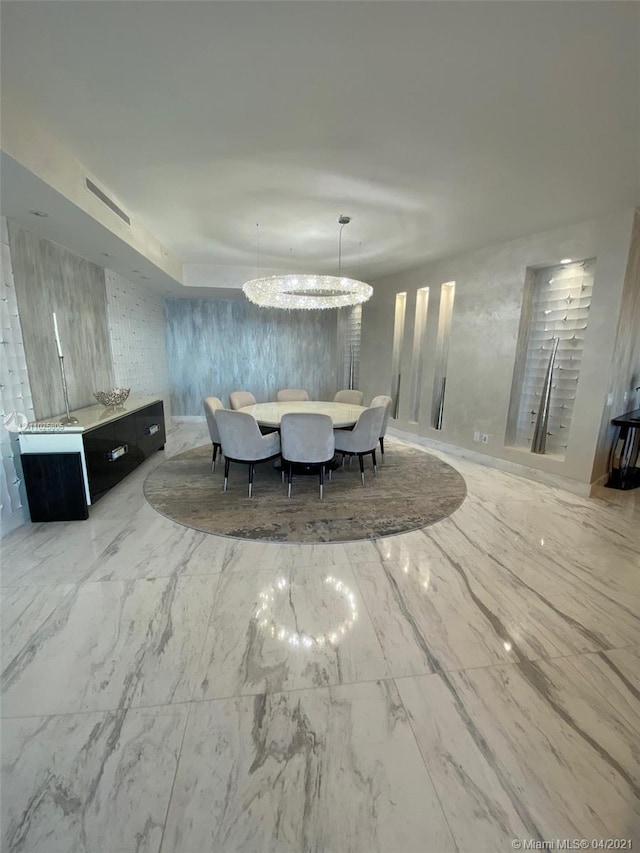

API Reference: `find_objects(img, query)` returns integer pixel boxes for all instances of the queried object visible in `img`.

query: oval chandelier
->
[242,216,373,310]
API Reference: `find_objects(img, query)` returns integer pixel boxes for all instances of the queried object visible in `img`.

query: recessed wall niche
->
[409,287,430,423]
[390,292,407,418]
[431,282,456,429]
[506,259,595,457]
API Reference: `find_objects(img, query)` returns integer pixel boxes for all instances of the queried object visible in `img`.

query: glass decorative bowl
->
[94,388,131,407]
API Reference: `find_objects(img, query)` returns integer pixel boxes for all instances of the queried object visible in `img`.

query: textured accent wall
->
[105,270,171,417]
[0,217,35,534]
[8,222,113,420]
[166,298,338,415]
[360,209,634,486]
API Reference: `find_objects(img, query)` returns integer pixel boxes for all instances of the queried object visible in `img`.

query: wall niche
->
[506,259,595,457]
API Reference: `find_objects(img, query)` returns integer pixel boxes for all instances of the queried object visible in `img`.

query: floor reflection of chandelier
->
[254,574,359,648]
[242,215,372,310]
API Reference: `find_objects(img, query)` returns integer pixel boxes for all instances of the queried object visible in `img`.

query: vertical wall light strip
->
[431,282,456,429]
[390,292,407,418]
[409,287,430,423]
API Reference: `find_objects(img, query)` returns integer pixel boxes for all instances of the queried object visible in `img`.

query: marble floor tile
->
[426,516,640,653]
[161,680,456,853]
[215,539,355,574]
[396,648,640,851]
[0,519,125,586]
[83,515,230,581]
[2,704,188,853]
[195,563,390,699]
[354,556,528,676]
[1,583,77,666]
[2,575,218,716]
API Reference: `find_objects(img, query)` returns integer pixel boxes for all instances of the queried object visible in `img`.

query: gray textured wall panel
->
[8,222,113,420]
[166,298,339,414]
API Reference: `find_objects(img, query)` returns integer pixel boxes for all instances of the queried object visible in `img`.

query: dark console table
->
[18,395,166,521]
[606,407,640,490]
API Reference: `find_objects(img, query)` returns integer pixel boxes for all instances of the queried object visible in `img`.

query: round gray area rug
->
[144,440,466,543]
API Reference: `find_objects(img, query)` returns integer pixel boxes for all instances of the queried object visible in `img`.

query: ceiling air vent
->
[85,178,130,225]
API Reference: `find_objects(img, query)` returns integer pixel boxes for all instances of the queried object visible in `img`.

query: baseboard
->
[388,427,593,497]
[171,415,206,423]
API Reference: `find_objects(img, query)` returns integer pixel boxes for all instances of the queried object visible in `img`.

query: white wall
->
[360,209,635,487]
[0,216,35,536]
[105,270,171,419]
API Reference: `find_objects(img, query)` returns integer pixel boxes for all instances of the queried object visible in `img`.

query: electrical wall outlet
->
[481,433,489,444]
[473,431,480,442]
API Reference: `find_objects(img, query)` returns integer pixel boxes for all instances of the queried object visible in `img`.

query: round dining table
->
[240,400,367,428]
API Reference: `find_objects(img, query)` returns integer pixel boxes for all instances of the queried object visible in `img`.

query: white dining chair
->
[276,389,310,402]
[334,405,386,485]
[229,390,256,410]
[334,389,364,406]
[280,413,335,500]
[369,395,392,460]
[216,409,280,497]
[203,396,224,471]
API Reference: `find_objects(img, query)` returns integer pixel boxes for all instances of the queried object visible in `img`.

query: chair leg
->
[212,444,219,472]
[328,464,332,482]
[379,436,384,461]
[372,448,377,475]
[319,464,324,500]
[287,463,293,498]
[248,463,255,497]
[358,453,365,486]
[341,454,346,468]
[223,457,230,491]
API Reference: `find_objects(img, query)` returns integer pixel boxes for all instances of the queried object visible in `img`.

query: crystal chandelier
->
[242,216,373,310]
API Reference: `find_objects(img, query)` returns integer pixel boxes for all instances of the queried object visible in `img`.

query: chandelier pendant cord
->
[338,221,347,276]
[256,223,261,277]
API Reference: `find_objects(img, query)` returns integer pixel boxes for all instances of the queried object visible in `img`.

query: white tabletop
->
[240,401,367,428]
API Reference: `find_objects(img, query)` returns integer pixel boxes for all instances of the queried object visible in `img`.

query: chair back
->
[216,409,265,460]
[229,390,256,410]
[334,389,364,405]
[276,388,310,402]
[351,406,386,452]
[369,395,392,438]
[203,396,224,443]
[280,413,334,464]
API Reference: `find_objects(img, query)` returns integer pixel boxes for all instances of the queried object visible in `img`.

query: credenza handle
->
[145,424,160,436]
[106,444,128,462]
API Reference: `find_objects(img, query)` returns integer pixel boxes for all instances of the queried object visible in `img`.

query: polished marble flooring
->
[1,421,638,853]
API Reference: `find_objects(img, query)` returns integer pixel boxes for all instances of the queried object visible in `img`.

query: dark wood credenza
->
[18,396,166,521]
[606,407,640,491]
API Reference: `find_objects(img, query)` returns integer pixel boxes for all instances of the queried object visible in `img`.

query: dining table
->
[239,400,367,429]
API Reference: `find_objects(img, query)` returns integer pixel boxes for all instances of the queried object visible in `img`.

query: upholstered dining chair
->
[229,390,256,410]
[276,388,310,402]
[334,389,364,406]
[334,405,386,485]
[369,395,393,460]
[216,410,280,497]
[280,413,335,500]
[203,396,224,471]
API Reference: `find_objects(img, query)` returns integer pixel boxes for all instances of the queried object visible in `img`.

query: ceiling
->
[1,1,639,290]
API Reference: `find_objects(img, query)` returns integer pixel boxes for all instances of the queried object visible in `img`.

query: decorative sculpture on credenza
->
[531,336,559,454]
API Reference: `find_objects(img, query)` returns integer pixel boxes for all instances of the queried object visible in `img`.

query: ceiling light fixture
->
[242,215,373,310]
[560,258,572,264]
